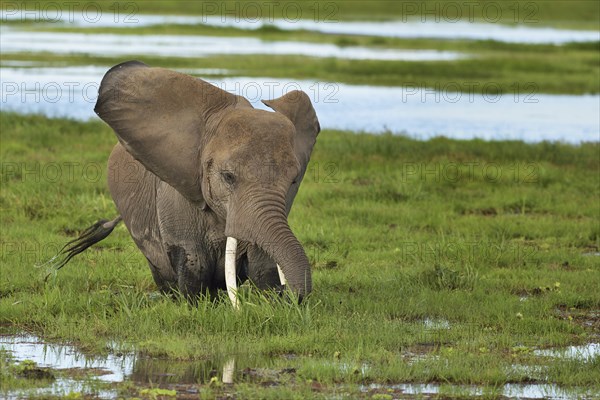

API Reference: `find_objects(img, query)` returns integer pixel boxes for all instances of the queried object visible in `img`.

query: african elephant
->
[55,61,320,306]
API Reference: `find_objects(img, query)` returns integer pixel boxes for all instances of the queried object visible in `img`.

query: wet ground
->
[2,329,598,399]
[1,11,599,398]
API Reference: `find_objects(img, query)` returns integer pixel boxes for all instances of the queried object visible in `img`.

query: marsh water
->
[2,65,599,143]
[2,333,598,399]
[2,11,599,44]
[1,11,600,143]
[0,28,465,61]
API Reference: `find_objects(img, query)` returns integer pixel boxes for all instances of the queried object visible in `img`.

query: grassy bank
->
[3,45,599,95]
[3,0,599,28]
[3,19,599,94]
[1,113,599,397]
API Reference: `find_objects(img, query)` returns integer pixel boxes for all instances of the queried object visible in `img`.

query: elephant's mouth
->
[224,237,287,309]
[222,196,312,307]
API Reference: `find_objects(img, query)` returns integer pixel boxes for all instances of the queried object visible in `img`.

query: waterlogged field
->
[1,114,599,399]
[2,1,600,96]
[1,0,600,399]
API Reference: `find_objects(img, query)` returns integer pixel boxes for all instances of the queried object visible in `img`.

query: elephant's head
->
[95,61,320,302]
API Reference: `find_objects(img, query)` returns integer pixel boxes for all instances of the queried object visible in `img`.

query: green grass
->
[1,113,599,398]
[1,2,599,397]
[6,18,598,95]
[3,0,599,28]
[3,45,599,95]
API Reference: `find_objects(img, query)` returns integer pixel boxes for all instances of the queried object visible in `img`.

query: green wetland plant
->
[0,109,598,395]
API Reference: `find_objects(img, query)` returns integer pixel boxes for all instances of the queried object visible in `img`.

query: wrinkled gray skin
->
[96,61,320,300]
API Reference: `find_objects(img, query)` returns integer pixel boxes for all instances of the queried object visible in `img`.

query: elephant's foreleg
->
[167,244,216,301]
[146,258,178,295]
[156,181,219,301]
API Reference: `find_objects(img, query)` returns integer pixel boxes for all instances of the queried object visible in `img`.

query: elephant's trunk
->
[258,222,312,298]
[225,191,312,301]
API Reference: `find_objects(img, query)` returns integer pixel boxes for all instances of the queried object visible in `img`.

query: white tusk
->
[276,264,287,286]
[222,357,235,384]
[225,237,239,309]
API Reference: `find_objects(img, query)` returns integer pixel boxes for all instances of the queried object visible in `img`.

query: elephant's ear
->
[262,90,320,211]
[262,90,320,169]
[95,61,250,204]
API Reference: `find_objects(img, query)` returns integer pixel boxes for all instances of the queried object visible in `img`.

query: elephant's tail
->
[40,216,122,278]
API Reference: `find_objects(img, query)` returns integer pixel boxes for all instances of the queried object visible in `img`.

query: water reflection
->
[1,66,598,143]
[0,28,466,61]
[222,358,235,384]
[201,17,600,45]
[534,343,599,361]
[0,333,243,398]
[130,356,240,385]
[2,333,598,399]
[2,11,598,44]
[0,333,260,385]
[362,382,598,399]
[0,334,129,398]
[0,334,133,382]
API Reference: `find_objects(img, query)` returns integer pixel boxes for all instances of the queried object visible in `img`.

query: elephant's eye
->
[221,171,236,185]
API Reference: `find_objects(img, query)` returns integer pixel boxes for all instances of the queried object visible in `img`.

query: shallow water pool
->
[2,11,598,44]
[1,66,598,143]
[0,27,466,62]
[2,333,598,399]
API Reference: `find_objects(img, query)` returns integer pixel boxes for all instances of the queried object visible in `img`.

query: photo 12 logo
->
[396,240,538,265]
[401,82,539,104]
[400,1,539,23]
[208,81,339,104]
[2,81,100,104]
[399,162,540,183]
[2,161,104,183]
[1,1,140,24]
[199,1,339,23]
[1,80,338,106]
